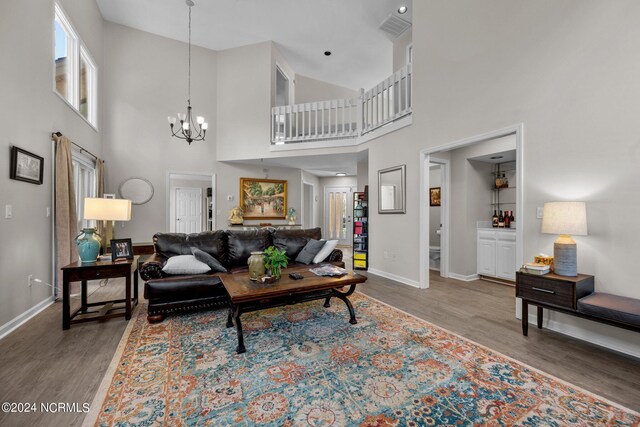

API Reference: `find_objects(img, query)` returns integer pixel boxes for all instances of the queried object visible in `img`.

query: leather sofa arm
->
[140,254,168,281]
[327,248,343,263]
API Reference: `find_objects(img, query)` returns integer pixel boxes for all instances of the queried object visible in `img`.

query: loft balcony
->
[271,63,412,149]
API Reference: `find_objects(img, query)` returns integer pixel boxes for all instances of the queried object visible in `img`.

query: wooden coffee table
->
[220,266,367,353]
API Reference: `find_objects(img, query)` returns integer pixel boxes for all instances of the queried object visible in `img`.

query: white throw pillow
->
[162,255,211,275]
[312,240,339,264]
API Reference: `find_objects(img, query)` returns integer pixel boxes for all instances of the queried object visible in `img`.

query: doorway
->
[420,124,524,289]
[174,187,202,233]
[167,172,216,233]
[324,186,352,245]
[302,182,314,228]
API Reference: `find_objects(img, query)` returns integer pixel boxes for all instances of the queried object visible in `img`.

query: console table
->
[61,257,139,330]
[516,271,594,336]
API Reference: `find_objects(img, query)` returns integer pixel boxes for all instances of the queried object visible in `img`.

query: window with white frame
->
[72,152,96,230]
[54,3,97,127]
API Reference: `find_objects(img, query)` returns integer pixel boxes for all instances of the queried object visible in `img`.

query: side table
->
[516,271,594,336]
[61,256,139,330]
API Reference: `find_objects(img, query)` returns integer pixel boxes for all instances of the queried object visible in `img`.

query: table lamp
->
[77,198,132,263]
[541,201,587,277]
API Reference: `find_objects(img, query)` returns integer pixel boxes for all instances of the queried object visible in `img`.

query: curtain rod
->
[51,131,100,161]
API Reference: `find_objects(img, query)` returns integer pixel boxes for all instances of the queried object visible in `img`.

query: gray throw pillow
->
[295,239,327,264]
[162,255,211,275]
[191,247,227,272]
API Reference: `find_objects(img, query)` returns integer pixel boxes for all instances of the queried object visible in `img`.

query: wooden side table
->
[61,256,139,330]
[516,271,594,336]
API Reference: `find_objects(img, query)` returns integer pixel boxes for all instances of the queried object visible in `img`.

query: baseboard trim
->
[527,313,640,359]
[0,296,55,341]
[448,273,479,282]
[367,268,422,288]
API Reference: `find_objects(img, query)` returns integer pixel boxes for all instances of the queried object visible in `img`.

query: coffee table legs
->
[227,305,246,354]
[325,285,358,325]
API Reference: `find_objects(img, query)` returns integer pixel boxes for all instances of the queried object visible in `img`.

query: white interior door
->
[324,186,352,245]
[175,187,202,233]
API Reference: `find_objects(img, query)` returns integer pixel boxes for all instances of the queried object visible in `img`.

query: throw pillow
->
[162,255,211,275]
[191,247,227,272]
[312,240,339,264]
[295,239,327,264]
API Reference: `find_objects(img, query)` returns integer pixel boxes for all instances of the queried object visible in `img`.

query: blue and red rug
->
[85,293,639,426]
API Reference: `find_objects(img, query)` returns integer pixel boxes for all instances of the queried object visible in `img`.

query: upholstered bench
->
[577,292,640,333]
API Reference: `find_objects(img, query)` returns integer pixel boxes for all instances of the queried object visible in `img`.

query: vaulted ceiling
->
[96,0,413,90]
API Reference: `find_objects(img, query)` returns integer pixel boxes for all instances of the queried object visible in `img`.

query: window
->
[54,3,97,127]
[72,151,96,230]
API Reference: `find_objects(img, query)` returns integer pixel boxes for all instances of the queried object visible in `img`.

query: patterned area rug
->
[84,293,639,426]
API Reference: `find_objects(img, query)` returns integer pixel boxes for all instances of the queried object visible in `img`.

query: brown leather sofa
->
[140,228,343,323]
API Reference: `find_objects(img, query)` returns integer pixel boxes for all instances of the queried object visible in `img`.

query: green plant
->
[264,246,288,279]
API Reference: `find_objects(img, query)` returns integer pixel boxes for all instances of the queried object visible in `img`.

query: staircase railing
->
[271,63,412,145]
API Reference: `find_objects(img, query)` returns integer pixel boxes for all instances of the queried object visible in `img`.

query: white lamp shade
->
[84,198,132,221]
[541,201,587,236]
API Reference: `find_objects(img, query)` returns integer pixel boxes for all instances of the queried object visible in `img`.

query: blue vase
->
[76,228,102,263]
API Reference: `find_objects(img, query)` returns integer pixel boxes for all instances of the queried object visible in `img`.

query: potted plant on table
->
[264,246,288,280]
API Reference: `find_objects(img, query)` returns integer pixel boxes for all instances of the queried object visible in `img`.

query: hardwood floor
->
[0,271,638,426]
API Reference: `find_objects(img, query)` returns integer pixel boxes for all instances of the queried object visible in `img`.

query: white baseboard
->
[448,273,480,282]
[367,268,422,288]
[526,312,640,359]
[0,297,55,341]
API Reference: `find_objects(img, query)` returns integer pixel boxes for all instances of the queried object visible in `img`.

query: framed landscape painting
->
[240,178,287,219]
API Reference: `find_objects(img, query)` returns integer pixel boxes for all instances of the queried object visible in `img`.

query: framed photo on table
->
[240,178,287,220]
[111,238,133,261]
[10,146,44,185]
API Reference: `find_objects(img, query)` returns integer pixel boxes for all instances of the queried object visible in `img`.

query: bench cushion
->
[577,292,640,327]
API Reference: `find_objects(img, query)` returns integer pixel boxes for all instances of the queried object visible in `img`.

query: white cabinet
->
[477,229,516,280]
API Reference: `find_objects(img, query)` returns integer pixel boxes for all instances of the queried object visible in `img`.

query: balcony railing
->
[271,63,412,145]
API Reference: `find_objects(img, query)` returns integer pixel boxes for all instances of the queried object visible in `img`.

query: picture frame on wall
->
[240,178,287,220]
[111,238,133,261]
[429,187,441,207]
[10,146,44,185]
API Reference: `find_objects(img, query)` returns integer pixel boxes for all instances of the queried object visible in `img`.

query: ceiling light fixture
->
[336,172,347,177]
[168,0,207,144]
[398,5,408,14]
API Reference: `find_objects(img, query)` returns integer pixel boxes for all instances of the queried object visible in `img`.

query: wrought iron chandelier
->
[168,0,207,144]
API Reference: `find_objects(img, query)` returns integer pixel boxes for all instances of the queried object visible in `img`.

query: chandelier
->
[168,0,208,144]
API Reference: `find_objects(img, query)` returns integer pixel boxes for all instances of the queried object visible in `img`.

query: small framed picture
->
[429,187,441,207]
[111,238,133,261]
[10,146,44,185]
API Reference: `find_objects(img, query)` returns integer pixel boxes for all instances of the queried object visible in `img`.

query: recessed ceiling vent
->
[378,14,411,39]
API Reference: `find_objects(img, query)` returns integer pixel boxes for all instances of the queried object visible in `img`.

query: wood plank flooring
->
[0,271,638,426]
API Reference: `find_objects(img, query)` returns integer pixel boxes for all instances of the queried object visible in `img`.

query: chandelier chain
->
[188,4,191,104]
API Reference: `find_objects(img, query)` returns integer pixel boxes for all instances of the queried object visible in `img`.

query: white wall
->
[366,0,640,355]
[357,151,369,192]
[301,170,322,229]
[294,74,360,104]
[102,22,218,243]
[393,29,412,71]
[0,0,104,330]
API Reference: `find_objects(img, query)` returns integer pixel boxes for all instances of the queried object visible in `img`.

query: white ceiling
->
[229,151,367,177]
[96,0,412,90]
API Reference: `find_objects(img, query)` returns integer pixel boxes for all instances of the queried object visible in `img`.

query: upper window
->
[54,3,97,127]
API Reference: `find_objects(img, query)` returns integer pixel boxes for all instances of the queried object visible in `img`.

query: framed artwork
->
[240,178,287,220]
[111,238,133,261]
[10,146,44,185]
[429,187,441,207]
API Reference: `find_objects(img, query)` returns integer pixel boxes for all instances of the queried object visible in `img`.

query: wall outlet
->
[5,205,12,219]
[46,207,51,217]
[536,207,544,219]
